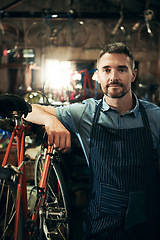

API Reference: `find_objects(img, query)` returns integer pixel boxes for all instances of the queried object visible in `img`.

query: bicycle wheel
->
[0,167,24,240]
[35,149,71,240]
[63,19,89,47]
[0,21,19,50]
[26,21,52,48]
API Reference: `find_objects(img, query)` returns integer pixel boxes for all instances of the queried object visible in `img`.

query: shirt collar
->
[102,92,140,117]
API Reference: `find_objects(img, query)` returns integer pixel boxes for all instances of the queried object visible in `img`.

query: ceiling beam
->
[1,11,145,20]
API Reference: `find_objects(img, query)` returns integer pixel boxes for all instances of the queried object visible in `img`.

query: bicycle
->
[0,20,19,52]
[0,93,71,240]
[26,12,88,48]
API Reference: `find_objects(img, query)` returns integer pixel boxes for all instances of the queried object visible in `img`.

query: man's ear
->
[96,70,100,84]
[131,69,137,83]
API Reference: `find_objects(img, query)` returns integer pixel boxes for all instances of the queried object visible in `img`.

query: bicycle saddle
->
[0,93,32,118]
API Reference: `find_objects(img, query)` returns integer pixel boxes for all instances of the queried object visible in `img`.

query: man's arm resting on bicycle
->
[24,104,71,152]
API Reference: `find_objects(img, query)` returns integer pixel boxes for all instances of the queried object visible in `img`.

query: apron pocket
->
[100,183,129,219]
[125,191,146,230]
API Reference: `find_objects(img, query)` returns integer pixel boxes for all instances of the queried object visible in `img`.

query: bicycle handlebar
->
[0,94,47,144]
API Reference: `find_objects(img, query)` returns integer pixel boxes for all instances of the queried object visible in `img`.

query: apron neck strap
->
[93,99,151,131]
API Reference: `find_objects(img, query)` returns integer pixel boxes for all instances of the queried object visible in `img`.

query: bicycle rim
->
[0,167,24,240]
[26,21,52,48]
[35,150,71,240]
[63,20,89,47]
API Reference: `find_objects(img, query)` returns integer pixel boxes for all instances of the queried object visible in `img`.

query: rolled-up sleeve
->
[54,100,98,163]
[55,102,87,133]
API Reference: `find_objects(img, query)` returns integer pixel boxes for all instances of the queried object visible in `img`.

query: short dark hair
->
[97,42,135,70]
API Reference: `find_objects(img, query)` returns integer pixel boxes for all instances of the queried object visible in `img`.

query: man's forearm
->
[25,104,71,152]
[25,104,57,125]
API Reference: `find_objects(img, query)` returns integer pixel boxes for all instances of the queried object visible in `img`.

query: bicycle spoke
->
[3,187,12,238]
[57,226,66,240]
[35,149,71,239]
[0,180,16,240]
[0,170,24,240]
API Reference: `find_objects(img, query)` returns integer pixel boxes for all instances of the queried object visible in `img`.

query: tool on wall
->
[110,0,126,42]
[137,0,160,49]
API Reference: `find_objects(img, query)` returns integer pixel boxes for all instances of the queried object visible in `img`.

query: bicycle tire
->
[63,19,89,47]
[26,21,52,48]
[0,21,19,50]
[21,91,50,105]
[0,167,25,240]
[26,20,65,48]
[35,149,71,240]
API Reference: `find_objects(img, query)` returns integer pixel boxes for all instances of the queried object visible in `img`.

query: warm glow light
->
[3,49,9,56]
[51,14,58,18]
[27,86,32,91]
[72,71,81,81]
[23,53,35,58]
[44,60,72,89]
[79,21,84,25]
[92,71,98,81]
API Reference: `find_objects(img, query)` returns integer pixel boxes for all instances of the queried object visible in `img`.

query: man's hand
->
[24,104,71,153]
[45,115,71,153]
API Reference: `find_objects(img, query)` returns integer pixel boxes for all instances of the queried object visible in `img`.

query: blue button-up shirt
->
[55,93,160,165]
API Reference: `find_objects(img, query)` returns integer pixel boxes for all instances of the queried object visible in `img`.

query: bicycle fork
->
[29,145,54,238]
[2,125,29,240]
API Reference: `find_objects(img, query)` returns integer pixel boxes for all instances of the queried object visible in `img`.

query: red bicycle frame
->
[1,123,54,240]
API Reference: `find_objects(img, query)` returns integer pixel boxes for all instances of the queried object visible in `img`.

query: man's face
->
[97,53,137,99]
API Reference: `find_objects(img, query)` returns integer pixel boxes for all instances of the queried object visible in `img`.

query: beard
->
[104,80,130,99]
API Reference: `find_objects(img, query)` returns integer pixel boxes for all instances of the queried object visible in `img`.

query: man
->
[26,42,160,239]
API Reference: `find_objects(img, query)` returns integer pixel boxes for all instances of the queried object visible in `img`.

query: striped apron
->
[83,100,160,240]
